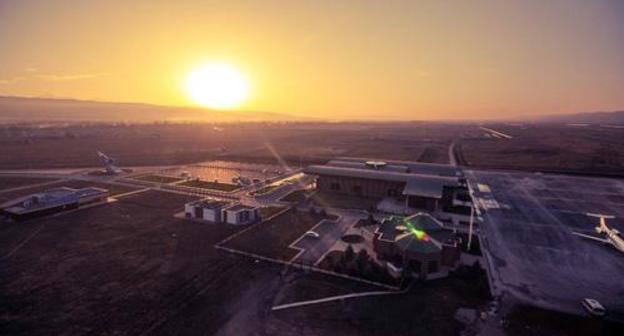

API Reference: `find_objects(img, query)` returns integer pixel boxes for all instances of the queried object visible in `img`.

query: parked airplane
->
[97,151,122,175]
[232,175,252,186]
[572,213,624,254]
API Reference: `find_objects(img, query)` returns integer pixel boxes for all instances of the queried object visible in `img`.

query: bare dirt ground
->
[0,177,56,191]
[221,208,334,261]
[0,123,458,170]
[456,123,624,175]
[3,122,624,176]
[0,187,491,336]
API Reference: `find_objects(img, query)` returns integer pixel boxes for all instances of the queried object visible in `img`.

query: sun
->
[186,62,250,109]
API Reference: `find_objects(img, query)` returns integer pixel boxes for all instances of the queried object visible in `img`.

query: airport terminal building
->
[304,157,470,214]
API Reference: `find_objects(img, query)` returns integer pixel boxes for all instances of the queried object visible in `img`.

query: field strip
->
[214,206,291,246]
[0,179,65,194]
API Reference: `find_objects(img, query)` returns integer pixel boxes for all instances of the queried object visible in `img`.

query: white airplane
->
[572,213,624,254]
[231,175,252,186]
[97,151,122,175]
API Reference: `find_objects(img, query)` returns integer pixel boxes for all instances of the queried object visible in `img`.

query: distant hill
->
[539,110,624,125]
[0,96,302,123]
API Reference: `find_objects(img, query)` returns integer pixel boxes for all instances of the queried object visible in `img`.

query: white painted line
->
[272,290,406,311]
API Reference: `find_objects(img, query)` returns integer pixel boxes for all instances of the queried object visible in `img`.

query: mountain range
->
[0,96,301,123]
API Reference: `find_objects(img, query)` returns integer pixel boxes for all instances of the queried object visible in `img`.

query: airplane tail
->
[586,213,615,233]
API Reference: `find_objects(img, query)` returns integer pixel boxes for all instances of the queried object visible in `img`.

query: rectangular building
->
[304,158,470,213]
[184,199,259,225]
[1,186,109,221]
[184,199,231,222]
[223,203,259,225]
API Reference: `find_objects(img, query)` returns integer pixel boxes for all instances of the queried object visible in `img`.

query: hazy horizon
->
[2,0,624,121]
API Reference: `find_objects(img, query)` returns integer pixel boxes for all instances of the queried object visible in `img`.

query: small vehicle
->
[582,298,606,316]
[304,231,320,238]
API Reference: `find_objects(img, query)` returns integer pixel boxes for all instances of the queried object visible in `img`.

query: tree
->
[355,249,370,274]
[344,245,355,262]
[367,213,375,225]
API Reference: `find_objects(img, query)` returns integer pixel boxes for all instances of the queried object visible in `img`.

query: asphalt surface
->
[466,170,624,318]
[291,212,363,265]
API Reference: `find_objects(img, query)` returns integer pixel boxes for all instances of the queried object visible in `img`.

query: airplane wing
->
[572,232,610,244]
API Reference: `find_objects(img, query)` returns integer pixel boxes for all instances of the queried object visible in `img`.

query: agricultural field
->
[131,174,184,184]
[0,176,56,191]
[221,208,335,261]
[456,123,624,175]
[179,179,239,192]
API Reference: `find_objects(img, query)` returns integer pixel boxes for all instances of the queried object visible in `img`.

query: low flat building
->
[184,199,259,225]
[304,158,470,214]
[373,213,460,280]
[223,203,259,225]
[184,199,231,222]
[1,187,109,221]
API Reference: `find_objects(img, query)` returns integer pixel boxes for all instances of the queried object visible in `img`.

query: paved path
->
[448,142,457,166]
[271,290,404,311]
[291,210,366,265]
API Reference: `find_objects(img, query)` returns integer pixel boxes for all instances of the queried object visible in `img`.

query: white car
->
[582,298,606,317]
[304,231,320,238]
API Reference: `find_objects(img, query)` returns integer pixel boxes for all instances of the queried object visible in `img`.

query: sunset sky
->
[1,0,624,120]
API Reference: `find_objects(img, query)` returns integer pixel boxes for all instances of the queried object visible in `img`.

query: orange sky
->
[1,0,624,120]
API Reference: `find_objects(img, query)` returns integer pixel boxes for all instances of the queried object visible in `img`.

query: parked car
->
[582,298,606,316]
[304,231,320,238]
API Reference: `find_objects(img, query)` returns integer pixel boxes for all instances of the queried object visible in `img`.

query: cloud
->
[0,76,25,85]
[0,70,108,85]
[36,72,108,82]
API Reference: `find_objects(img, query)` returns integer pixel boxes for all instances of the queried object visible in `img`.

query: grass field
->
[179,179,240,192]
[269,265,492,336]
[252,183,282,195]
[258,206,288,220]
[132,174,184,184]
[221,208,333,261]
[0,190,271,335]
[280,189,311,203]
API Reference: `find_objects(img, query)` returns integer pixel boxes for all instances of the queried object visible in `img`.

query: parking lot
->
[291,218,342,264]
[466,170,624,317]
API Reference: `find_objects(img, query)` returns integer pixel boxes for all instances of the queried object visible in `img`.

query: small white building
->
[223,203,259,225]
[184,199,231,222]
